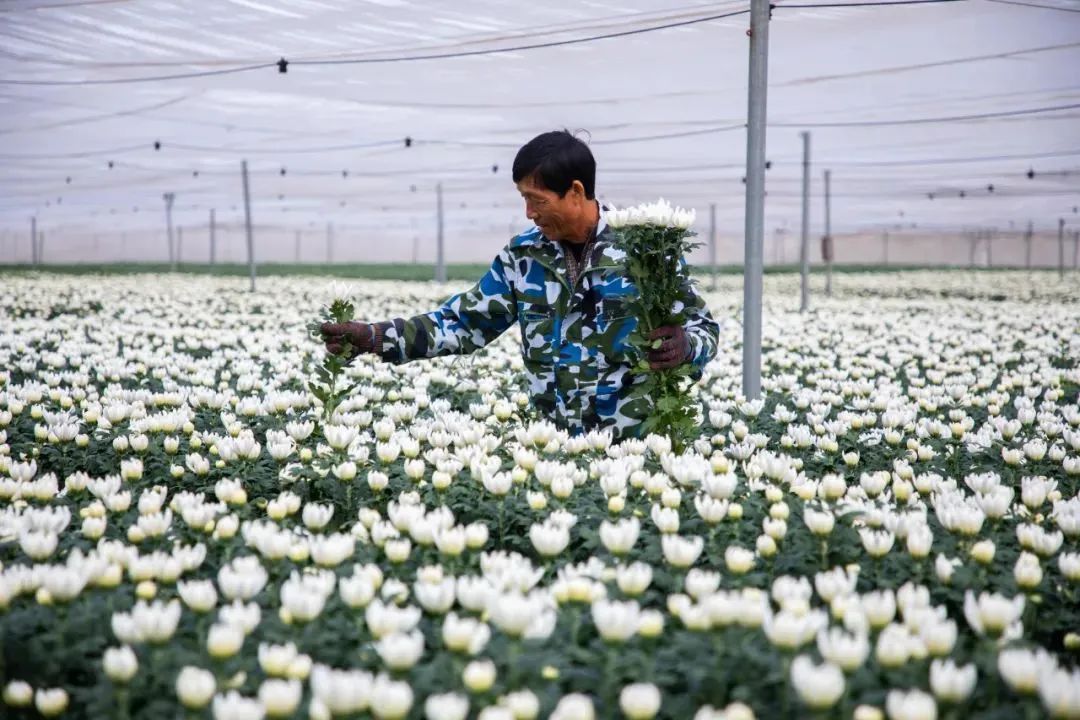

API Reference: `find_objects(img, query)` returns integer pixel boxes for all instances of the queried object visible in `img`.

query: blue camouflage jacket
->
[373,213,720,440]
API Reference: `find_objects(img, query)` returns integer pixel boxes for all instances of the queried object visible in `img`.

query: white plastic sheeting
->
[0,0,1078,263]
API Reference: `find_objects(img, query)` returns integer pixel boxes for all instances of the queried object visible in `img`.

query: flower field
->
[1,270,1079,720]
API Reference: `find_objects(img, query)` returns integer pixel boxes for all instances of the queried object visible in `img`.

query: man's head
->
[513,130,597,243]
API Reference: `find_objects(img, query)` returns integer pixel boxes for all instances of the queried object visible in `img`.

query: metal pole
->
[326,222,333,264]
[294,230,301,264]
[709,202,718,292]
[241,160,255,292]
[1024,221,1032,270]
[435,182,446,283]
[824,169,832,296]
[799,132,810,312]
[163,192,176,270]
[883,230,889,266]
[31,216,37,266]
[38,231,44,265]
[741,0,770,400]
[210,209,217,265]
[968,230,975,268]
[177,227,183,267]
[1059,218,1066,280]
[986,228,994,267]
[1074,229,1079,271]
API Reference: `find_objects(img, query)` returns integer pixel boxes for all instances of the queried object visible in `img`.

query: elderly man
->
[322,130,719,440]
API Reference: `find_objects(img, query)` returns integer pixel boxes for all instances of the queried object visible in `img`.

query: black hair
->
[512,130,596,200]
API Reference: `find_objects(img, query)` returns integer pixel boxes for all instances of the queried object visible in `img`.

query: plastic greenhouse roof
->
[0,0,1078,263]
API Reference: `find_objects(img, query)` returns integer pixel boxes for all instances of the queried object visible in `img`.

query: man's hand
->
[647,326,691,370]
[320,321,375,359]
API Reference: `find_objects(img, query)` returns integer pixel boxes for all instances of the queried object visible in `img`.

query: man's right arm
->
[322,249,518,363]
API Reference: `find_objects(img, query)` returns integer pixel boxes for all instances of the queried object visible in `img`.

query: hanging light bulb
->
[1026,168,1035,180]
[108,161,115,169]
[987,184,994,193]
[404,136,413,148]
[280,167,287,176]
[492,164,498,174]
[959,190,966,198]
[342,170,349,178]
[277,57,289,74]
[154,140,162,151]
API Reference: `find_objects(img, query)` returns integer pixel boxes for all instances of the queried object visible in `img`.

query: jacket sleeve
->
[677,268,720,373]
[372,249,517,362]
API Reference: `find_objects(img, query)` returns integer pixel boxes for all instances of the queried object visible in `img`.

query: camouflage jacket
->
[372,215,720,440]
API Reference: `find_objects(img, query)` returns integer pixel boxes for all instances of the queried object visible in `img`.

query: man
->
[322,130,719,440]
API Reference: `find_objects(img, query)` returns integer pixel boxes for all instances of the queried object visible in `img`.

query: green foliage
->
[612,224,701,452]
[305,297,362,424]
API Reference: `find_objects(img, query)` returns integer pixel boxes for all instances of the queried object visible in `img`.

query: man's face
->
[516,175,587,242]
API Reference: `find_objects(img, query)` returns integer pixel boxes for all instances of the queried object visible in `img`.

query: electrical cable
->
[0,9,749,85]
[823,148,1080,167]
[776,0,964,6]
[770,102,1080,127]
[984,0,1080,11]
[0,94,189,136]
[0,62,277,86]
[293,9,750,67]
[165,139,403,155]
[0,142,149,160]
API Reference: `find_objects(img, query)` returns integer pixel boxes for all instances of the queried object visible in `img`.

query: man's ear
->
[569,180,586,200]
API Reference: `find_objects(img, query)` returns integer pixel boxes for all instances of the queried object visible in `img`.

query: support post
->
[883,230,889,266]
[326,222,334,264]
[163,192,176,270]
[1024,220,1032,270]
[799,132,810,312]
[824,169,832,296]
[210,209,217,265]
[741,0,770,400]
[294,230,301,264]
[435,182,446,283]
[1059,218,1066,280]
[31,216,37,266]
[241,160,256,292]
[709,202,718,292]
